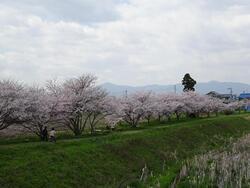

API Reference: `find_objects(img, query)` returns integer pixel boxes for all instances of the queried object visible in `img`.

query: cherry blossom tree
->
[50,74,109,136]
[182,92,207,118]
[164,94,188,120]
[0,80,27,131]
[22,86,59,139]
[142,93,157,124]
[153,93,188,121]
[205,97,225,116]
[153,94,166,122]
[86,92,115,134]
[104,97,123,129]
[116,91,152,127]
[224,100,246,114]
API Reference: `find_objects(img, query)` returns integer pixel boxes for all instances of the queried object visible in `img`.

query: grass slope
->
[0,114,250,188]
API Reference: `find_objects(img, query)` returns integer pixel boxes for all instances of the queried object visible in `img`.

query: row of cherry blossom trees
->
[108,91,246,128]
[0,74,248,138]
[0,75,113,138]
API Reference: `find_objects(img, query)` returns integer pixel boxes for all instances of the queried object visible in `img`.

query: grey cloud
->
[0,0,250,85]
[0,0,128,24]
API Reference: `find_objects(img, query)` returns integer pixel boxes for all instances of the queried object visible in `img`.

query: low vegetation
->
[172,131,250,187]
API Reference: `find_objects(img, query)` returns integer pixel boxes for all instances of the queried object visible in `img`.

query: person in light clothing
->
[49,128,56,142]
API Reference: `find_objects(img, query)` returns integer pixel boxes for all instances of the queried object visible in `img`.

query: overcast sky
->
[0,0,250,85]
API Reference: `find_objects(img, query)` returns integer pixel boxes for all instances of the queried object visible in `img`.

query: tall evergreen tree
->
[182,73,196,92]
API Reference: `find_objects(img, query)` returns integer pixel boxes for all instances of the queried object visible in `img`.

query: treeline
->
[0,74,248,139]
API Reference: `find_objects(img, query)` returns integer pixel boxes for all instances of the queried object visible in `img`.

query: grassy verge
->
[174,133,250,187]
[0,114,250,187]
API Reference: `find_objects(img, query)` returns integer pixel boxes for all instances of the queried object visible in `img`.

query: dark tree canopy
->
[182,73,197,92]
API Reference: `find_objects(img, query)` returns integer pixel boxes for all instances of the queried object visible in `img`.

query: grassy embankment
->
[0,113,250,187]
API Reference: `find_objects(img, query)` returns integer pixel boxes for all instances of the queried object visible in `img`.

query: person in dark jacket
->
[42,126,48,141]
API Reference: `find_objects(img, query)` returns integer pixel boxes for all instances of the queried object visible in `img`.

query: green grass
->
[0,114,250,188]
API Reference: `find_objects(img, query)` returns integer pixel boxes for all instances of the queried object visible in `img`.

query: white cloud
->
[0,0,249,85]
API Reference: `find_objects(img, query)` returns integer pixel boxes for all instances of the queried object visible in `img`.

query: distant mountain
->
[100,81,250,96]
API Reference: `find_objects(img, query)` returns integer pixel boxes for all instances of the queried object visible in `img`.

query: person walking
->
[49,128,56,142]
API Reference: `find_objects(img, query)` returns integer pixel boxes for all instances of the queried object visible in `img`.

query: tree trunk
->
[73,121,82,136]
[73,129,82,136]
[158,115,161,122]
[168,116,171,121]
[90,125,95,134]
[176,112,180,120]
[40,134,44,141]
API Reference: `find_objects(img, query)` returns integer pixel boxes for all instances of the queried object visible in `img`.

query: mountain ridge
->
[100,81,250,96]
